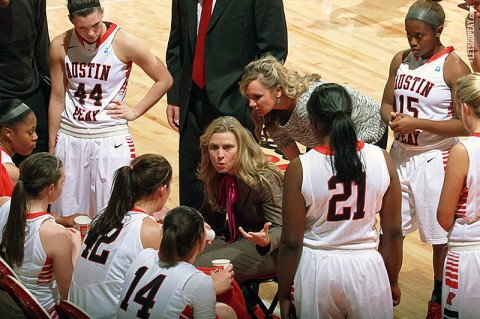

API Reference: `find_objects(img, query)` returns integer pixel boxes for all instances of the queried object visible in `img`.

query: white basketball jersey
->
[14,212,60,314]
[1,149,13,164]
[117,249,216,319]
[300,142,390,250]
[0,199,10,240]
[448,134,480,245]
[63,22,131,130]
[69,211,155,318]
[394,47,458,150]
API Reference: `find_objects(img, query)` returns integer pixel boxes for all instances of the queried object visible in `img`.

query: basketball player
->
[69,154,170,318]
[278,84,403,318]
[0,99,37,188]
[437,73,480,319]
[48,0,173,218]
[380,1,470,317]
[0,153,81,317]
[117,206,237,319]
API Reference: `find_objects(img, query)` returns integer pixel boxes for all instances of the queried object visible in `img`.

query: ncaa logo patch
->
[435,66,441,72]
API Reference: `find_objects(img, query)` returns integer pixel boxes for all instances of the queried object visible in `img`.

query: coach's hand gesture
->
[239,222,271,247]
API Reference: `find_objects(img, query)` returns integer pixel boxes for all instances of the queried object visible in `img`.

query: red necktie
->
[218,174,239,243]
[192,0,213,89]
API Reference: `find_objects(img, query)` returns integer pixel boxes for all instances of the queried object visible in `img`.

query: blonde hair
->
[239,55,321,141]
[455,72,480,118]
[198,116,283,206]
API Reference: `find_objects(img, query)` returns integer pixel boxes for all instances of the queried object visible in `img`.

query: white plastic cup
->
[205,225,215,242]
[74,215,92,239]
[212,259,230,272]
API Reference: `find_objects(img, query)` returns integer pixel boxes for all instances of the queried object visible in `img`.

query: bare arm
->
[280,144,301,161]
[437,144,468,231]
[3,163,18,184]
[41,221,74,299]
[110,31,173,121]
[140,218,163,249]
[48,34,69,153]
[278,158,304,319]
[381,51,405,124]
[378,150,403,307]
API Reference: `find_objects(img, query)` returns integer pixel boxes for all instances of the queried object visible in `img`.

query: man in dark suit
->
[166,0,288,209]
[0,0,50,162]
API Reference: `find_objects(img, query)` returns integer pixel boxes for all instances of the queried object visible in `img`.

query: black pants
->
[374,127,389,150]
[179,85,220,209]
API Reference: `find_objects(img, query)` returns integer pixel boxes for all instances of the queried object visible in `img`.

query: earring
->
[276,98,281,104]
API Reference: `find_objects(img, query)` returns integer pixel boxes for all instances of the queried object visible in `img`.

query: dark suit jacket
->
[166,0,288,131]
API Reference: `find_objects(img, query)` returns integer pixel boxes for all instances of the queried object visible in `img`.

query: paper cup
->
[205,225,215,242]
[212,259,230,272]
[74,215,92,239]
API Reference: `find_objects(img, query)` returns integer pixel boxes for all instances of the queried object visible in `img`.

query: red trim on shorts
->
[471,132,480,137]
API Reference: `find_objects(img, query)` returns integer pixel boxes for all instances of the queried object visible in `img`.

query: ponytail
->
[307,83,363,183]
[329,111,363,183]
[1,181,28,267]
[85,154,172,250]
[1,153,63,267]
[160,206,204,267]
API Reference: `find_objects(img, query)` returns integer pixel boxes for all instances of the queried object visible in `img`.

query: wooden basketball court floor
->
[45,1,471,317]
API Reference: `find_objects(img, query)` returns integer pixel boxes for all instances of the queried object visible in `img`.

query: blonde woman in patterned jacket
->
[240,55,387,159]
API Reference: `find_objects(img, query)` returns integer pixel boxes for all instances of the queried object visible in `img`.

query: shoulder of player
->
[389,50,409,73]
[0,196,9,207]
[450,142,468,159]
[50,30,72,56]
[112,29,147,62]
[141,217,162,235]
[284,156,303,186]
[39,219,70,245]
[444,51,471,86]
[39,220,72,258]
[444,50,469,68]
[140,217,162,249]
[113,29,144,50]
